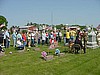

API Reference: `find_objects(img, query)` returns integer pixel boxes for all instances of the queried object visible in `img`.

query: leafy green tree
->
[56,24,64,29]
[22,30,27,34]
[0,15,8,30]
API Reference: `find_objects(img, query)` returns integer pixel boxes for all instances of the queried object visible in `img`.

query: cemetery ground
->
[0,41,100,75]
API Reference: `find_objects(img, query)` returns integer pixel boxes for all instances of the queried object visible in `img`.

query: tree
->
[22,30,27,34]
[0,15,8,30]
[56,24,64,29]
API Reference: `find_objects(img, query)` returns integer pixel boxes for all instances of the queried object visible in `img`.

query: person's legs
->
[18,45,24,50]
[64,37,66,45]
[6,39,8,48]
[31,39,34,46]
[84,40,86,53]
[46,38,48,44]
[42,40,45,45]
[28,39,31,47]
[8,41,10,48]
[13,39,15,47]
[4,39,6,48]
[23,41,26,50]
[42,40,44,45]
[38,38,40,45]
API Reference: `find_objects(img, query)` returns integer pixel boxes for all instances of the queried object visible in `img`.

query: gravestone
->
[33,47,40,51]
[17,50,24,53]
[97,30,100,46]
[0,52,5,57]
[43,55,53,61]
[59,53,65,57]
[87,25,98,49]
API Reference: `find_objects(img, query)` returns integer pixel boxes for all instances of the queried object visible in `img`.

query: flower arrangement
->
[41,51,47,57]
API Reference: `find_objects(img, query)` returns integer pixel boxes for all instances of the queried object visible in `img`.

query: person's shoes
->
[1,49,5,52]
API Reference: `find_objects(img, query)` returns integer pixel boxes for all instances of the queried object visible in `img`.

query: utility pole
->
[51,12,53,26]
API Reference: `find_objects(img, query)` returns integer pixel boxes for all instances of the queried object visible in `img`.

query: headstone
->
[43,55,53,61]
[59,53,65,57]
[49,44,55,49]
[17,50,24,53]
[0,52,5,57]
[87,25,98,49]
[97,30,100,46]
[33,48,40,51]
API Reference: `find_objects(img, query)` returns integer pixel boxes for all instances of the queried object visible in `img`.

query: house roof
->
[97,24,100,30]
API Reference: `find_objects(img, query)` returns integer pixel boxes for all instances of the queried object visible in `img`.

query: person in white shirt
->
[31,31,35,46]
[16,38,24,50]
[58,30,62,42]
[5,30,10,48]
[42,31,46,45]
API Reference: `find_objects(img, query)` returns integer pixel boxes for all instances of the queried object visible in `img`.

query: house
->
[97,24,100,30]
[66,26,80,31]
[19,25,37,32]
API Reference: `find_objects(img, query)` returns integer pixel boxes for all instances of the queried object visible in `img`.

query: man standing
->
[5,30,10,48]
[42,31,46,45]
[12,30,17,47]
[83,30,88,53]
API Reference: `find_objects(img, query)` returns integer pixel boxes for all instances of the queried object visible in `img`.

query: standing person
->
[70,30,76,42]
[12,30,17,47]
[56,30,59,42]
[3,30,6,48]
[31,31,35,47]
[66,30,70,44]
[45,32,49,45]
[76,30,81,38]
[38,31,41,45]
[83,30,88,53]
[7,29,10,48]
[58,30,62,42]
[17,31,22,41]
[63,31,66,45]
[35,31,39,46]
[27,32,31,47]
[5,30,10,48]
[42,31,46,45]
[74,36,83,54]
[22,32,27,50]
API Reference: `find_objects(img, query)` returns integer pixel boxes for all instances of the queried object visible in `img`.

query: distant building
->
[19,25,37,32]
[45,26,53,30]
[97,24,100,30]
[66,26,80,31]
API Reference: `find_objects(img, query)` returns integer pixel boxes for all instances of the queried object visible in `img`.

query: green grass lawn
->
[0,43,100,75]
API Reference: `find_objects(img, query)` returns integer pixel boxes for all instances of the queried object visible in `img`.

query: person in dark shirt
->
[82,30,88,53]
[74,36,83,53]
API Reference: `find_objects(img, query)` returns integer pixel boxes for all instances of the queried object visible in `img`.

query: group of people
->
[11,29,63,50]
[1,28,88,54]
[66,29,88,54]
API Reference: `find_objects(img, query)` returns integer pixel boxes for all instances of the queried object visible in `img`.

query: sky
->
[0,0,100,28]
